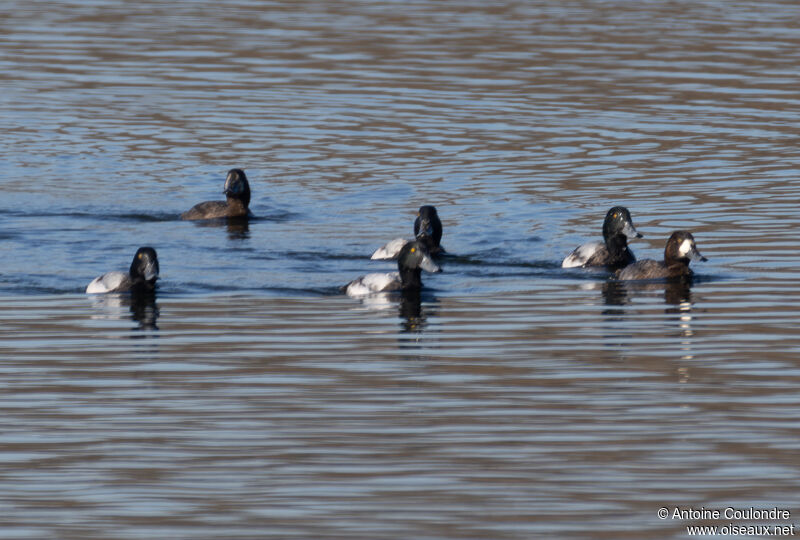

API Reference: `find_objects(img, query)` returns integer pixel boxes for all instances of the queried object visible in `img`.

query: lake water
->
[2,1,800,538]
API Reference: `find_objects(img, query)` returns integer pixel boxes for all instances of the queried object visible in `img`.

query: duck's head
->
[398,240,441,273]
[666,231,707,265]
[603,206,642,242]
[223,168,251,208]
[130,247,159,285]
[414,205,442,245]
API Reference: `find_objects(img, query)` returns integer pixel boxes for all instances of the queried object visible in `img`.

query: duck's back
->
[181,200,230,220]
[371,238,409,260]
[617,259,667,280]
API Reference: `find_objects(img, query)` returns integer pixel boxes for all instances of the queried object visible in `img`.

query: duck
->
[616,231,707,281]
[562,206,642,269]
[181,168,252,220]
[371,205,444,260]
[86,247,159,294]
[346,240,441,297]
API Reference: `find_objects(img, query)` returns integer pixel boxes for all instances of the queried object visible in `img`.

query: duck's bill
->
[623,221,643,239]
[223,175,243,195]
[416,219,434,239]
[420,254,441,273]
[692,249,708,262]
[143,262,159,282]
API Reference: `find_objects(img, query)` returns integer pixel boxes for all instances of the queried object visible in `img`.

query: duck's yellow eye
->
[613,213,618,219]
[138,253,143,259]
[410,247,416,253]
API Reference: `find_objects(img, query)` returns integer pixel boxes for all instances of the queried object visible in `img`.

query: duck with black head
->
[86,247,159,294]
[181,168,252,220]
[616,231,707,281]
[346,240,441,297]
[371,205,445,260]
[562,206,642,270]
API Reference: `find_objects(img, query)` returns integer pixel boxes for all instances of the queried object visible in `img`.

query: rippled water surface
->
[3,1,800,538]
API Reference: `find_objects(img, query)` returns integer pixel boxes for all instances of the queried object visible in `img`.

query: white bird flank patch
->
[562,241,603,268]
[678,238,693,257]
[86,271,127,294]
[371,238,409,260]
[345,272,401,297]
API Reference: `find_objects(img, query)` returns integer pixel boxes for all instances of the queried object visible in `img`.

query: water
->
[2,1,800,537]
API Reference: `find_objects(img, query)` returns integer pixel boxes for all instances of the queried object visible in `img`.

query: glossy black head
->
[602,206,641,243]
[413,205,443,247]
[397,240,441,290]
[665,231,707,266]
[398,240,441,273]
[129,247,159,286]
[223,168,251,208]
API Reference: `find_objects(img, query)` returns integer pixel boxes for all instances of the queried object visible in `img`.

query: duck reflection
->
[663,280,692,308]
[600,280,628,315]
[191,217,250,240]
[128,292,160,330]
[225,217,250,239]
[350,290,438,333]
[601,277,697,370]
[601,278,692,307]
[398,290,439,333]
[88,291,160,331]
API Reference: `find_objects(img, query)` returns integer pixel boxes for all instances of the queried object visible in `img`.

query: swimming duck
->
[181,168,252,220]
[616,231,707,280]
[86,247,159,294]
[562,206,642,269]
[347,240,441,297]
[371,205,444,260]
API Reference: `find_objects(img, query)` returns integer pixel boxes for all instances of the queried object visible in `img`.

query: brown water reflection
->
[2,0,800,538]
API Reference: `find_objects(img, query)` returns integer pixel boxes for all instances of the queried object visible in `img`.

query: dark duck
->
[181,168,252,220]
[616,231,707,281]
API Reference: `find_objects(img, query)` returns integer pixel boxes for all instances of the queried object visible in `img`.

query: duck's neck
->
[605,234,631,263]
[130,278,157,295]
[399,267,423,290]
[664,254,692,277]
[431,221,442,246]
[417,234,438,253]
[226,197,249,216]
